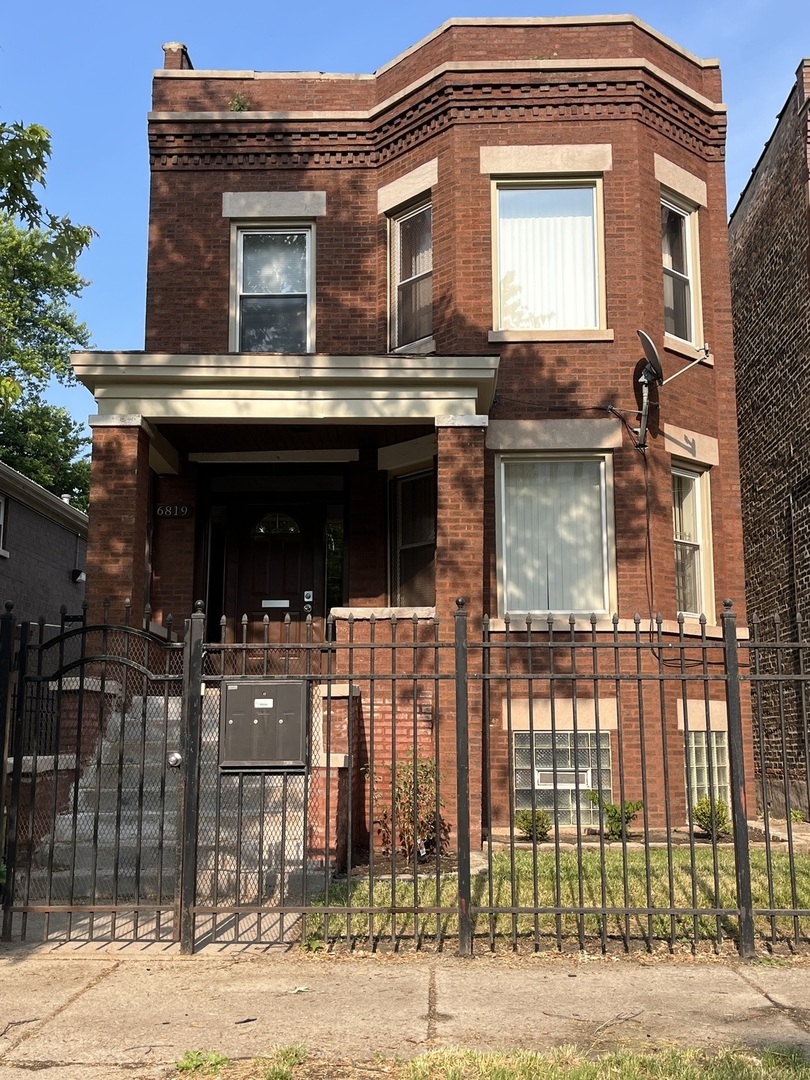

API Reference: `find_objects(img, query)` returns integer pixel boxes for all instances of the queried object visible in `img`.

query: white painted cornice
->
[72,352,500,424]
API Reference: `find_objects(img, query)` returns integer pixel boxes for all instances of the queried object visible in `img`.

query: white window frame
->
[0,495,7,557]
[671,463,714,619]
[491,177,607,336]
[661,190,702,349]
[495,452,616,617]
[389,200,433,353]
[230,223,315,353]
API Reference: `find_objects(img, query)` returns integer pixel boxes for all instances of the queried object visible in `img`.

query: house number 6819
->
[156,504,193,518]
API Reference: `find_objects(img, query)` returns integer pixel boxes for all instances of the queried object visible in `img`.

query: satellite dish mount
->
[634,331,663,450]
[632,330,710,449]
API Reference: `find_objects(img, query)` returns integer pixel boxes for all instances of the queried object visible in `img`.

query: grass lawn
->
[304,848,810,949]
[175,1045,810,1079]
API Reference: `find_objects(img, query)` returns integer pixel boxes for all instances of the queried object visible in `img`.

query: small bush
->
[372,755,450,859]
[514,807,552,841]
[790,808,804,824]
[693,795,731,838]
[587,791,643,840]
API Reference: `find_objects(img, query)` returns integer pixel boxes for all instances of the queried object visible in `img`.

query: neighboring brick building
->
[0,461,87,627]
[728,59,810,813]
[72,17,747,832]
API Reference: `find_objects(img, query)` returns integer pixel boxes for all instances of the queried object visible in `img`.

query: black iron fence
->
[1,600,809,955]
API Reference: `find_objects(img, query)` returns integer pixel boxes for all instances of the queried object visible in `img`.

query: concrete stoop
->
[17,695,310,915]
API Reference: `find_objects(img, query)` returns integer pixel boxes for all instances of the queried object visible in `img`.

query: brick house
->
[728,60,810,813]
[71,16,748,836]
[0,461,87,628]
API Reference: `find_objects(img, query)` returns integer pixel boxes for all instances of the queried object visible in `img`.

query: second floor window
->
[390,203,432,349]
[495,181,600,332]
[237,227,312,352]
[661,197,696,344]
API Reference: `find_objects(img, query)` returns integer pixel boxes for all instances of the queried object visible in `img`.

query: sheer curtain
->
[503,458,606,613]
[498,186,598,330]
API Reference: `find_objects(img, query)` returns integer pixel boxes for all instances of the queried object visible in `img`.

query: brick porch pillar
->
[435,416,488,848]
[86,419,152,625]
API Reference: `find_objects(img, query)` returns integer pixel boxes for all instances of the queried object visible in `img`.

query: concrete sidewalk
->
[1,942,809,1079]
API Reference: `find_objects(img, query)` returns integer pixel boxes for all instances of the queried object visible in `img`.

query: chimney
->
[162,42,193,71]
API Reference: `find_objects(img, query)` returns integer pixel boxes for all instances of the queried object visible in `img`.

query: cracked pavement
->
[1,943,810,1078]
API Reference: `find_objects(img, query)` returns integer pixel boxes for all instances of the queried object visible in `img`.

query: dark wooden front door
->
[225,503,326,642]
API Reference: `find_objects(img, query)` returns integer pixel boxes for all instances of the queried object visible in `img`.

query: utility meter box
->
[220,679,308,769]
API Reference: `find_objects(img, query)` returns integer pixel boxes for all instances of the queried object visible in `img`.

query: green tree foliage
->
[0,120,93,397]
[0,122,93,261]
[0,400,90,512]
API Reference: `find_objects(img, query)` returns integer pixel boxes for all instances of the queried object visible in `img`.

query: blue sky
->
[1,0,803,427]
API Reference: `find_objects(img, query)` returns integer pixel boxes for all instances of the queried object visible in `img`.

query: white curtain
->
[503,459,606,613]
[498,191,598,330]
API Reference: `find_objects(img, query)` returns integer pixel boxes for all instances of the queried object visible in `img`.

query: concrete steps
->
[19,694,309,911]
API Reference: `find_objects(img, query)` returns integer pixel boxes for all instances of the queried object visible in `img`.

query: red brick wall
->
[144,27,744,624]
[94,20,750,839]
[86,426,150,624]
[150,469,199,624]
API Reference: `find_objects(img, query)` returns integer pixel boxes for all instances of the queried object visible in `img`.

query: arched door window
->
[251,511,301,541]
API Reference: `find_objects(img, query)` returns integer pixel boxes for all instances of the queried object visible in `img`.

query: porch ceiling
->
[71,352,500,423]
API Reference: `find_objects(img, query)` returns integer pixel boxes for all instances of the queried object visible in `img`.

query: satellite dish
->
[637,330,664,385]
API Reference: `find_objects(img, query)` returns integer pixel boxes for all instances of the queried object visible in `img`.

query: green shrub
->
[587,791,643,840]
[514,807,552,841]
[372,755,450,859]
[790,808,804,824]
[693,795,731,838]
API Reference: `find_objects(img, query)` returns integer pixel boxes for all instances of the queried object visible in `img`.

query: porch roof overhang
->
[71,352,500,423]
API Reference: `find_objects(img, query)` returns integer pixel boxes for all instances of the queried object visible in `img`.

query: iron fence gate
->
[2,601,810,955]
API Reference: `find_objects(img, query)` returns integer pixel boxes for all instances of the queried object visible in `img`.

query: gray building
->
[0,461,87,628]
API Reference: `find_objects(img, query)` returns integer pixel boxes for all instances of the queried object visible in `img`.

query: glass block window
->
[514,730,611,826]
[686,730,730,806]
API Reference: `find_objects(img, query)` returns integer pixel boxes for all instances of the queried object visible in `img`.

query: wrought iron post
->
[2,619,26,940]
[0,602,16,785]
[179,602,205,954]
[723,600,756,958]
[454,598,472,956]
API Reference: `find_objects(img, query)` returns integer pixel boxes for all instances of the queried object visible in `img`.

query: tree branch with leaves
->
[0,117,94,506]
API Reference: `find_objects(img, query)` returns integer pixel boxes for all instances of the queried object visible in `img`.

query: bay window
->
[661,195,698,345]
[494,181,601,332]
[672,464,713,618]
[498,455,614,615]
